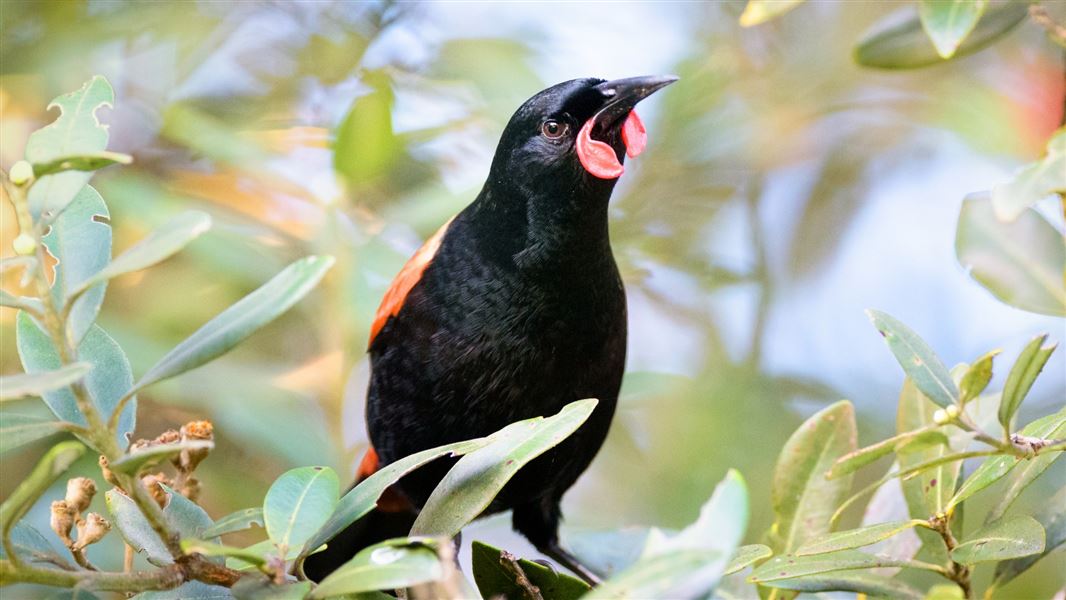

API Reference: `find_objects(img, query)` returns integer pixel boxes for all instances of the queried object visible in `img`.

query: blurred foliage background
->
[1,1,1064,597]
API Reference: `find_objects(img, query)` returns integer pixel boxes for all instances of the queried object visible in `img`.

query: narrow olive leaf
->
[959,350,998,405]
[723,544,772,575]
[109,440,214,475]
[951,515,1045,564]
[992,485,1066,587]
[411,398,598,537]
[0,362,91,401]
[957,194,1066,316]
[986,431,1066,523]
[828,424,938,479]
[133,255,334,392]
[796,520,926,556]
[202,507,264,539]
[0,441,85,533]
[759,570,924,599]
[471,541,589,600]
[749,550,941,583]
[300,438,490,559]
[69,211,212,299]
[895,430,951,455]
[0,413,74,454]
[993,128,1066,222]
[311,538,444,598]
[867,310,958,408]
[854,2,1028,69]
[949,407,1066,509]
[919,0,988,59]
[0,290,43,313]
[264,466,339,552]
[738,0,805,27]
[583,549,725,600]
[181,538,267,566]
[32,151,132,179]
[768,400,857,554]
[999,334,1056,431]
[25,76,115,219]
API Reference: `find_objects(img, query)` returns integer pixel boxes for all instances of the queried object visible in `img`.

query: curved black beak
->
[591,75,678,130]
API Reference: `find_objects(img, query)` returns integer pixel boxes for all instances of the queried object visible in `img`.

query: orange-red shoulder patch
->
[368,217,454,347]
[355,445,414,513]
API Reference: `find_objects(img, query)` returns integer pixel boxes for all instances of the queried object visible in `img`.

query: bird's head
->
[486,75,678,197]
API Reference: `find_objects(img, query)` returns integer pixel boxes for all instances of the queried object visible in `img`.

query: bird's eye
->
[541,120,568,139]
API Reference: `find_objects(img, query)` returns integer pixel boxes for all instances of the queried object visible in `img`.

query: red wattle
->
[622,110,646,158]
[576,118,623,179]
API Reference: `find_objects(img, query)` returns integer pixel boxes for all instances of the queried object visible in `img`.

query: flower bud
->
[933,409,949,425]
[9,160,33,185]
[65,477,97,514]
[178,420,214,473]
[72,513,111,550]
[945,405,960,419]
[13,233,36,256]
[142,473,171,507]
[50,500,75,545]
[99,455,122,489]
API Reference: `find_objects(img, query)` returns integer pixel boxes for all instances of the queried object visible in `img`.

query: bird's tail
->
[302,447,416,582]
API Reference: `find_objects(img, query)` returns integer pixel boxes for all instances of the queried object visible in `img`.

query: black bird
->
[305,75,677,584]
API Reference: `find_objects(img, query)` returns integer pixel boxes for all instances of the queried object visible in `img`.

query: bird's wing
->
[368,217,455,347]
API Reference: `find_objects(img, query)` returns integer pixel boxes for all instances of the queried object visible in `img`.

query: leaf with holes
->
[264,466,339,552]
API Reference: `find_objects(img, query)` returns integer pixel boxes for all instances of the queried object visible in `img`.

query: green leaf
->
[232,577,312,600]
[70,211,212,299]
[131,582,233,599]
[796,520,926,556]
[992,128,1066,221]
[0,520,71,569]
[949,407,1066,509]
[768,400,857,554]
[202,507,264,539]
[410,398,598,537]
[300,438,490,559]
[226,539,306,570]
[17,314,136,450]
[181,538,268,566]
[919,0,988,59]
[760,570,925,599]
[867,310,958,408]
[959,350,998,405]
[25,76,115,219]
[471,541,589,600]
[999,334,1056,431]
[749,549,938,583]
[951,515,1045,564]
[565,528,653,578]
[828,424,940,479]
[992,485,1066,586]
[32,151,132,179]
[134,255,334,392]
[956,194,1066,316]
[43,185,111,344]
[987,442,1065,523]
[642,469,748,559]
[106,485,216,564]
[895,430,951,455]
[0,441,85,537]
[583,549,725,599]
[0,412,73,454]
[311,538,444,598]
[0,362,92,401]
[110,440,215,475]
[334,74,402,188]
[854,2,1027,69]
[723,544,772,576]
[264,466,339,552]
[738,0,805,27]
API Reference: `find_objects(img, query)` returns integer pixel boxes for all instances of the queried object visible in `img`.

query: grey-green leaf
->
[110,440,215,475]
[992,485,1066,586]
[759,570,925,599]
[796,520,925,556]
[986,442,1065,523]
[70,211,212,299]
[134,255,334,391]
[471,540,589,600]
[749,550,938,582]
[0,413,72,454]
[0,520,71,569]
[583,549,726,600]
[951,515,1045,564]
[867,310,958,408]
[16,314,135,450]
[0,290,43,313]
[33,151,132,179]
[311,538,444,598]
[411,398,598,537]
[232,577,312,600]
[722,544,772,576]
[642,469,748,559]
[0,441,85,533]
[956,194,1066,316]
[999,334,1056,431]
[919,0,988,59]
[828,424,939,479]
[0,362,92,402]
[181,538,268,566]
[768,400,857,553]
[264,466,339,551]
[202,508,264,539]
[106,485,216,564]
[131,581,233,599]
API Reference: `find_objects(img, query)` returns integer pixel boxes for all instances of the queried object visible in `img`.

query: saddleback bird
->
[304,75,677,585]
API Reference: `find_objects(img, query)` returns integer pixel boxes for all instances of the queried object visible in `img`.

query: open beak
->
[591,75,679,131]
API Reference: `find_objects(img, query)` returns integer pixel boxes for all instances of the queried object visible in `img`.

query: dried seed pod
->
[155,429,180,445]
[141,473,172,507]
[72,513,111,550]
[178,420,214,473]
[50,500,75,546]
[98,455,121,489]
[180,477,202,502]
[65,477,97,514]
